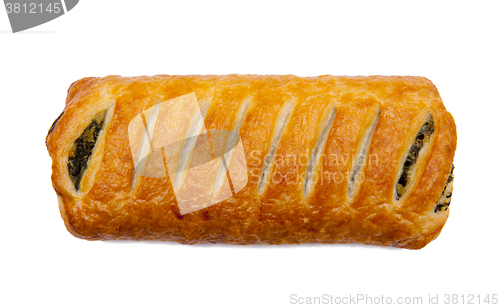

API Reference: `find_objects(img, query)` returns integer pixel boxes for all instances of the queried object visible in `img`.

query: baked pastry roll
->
[46,75,457,249]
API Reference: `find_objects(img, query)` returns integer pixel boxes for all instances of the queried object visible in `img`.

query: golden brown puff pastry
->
[45,75,457,249]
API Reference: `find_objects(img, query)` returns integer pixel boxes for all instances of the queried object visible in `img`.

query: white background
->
[1,1,499,307]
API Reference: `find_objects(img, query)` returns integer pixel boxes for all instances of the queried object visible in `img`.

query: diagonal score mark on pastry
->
[67,109,107,191]
[129,94,212,191]
[172,101,210,192]
[257,101,295,195]
[213,96,253,195]
[130,103,162,190]
[435,164,454,212]
[347,107,381,198]
[303,104,337,197]
[395,115,435,200]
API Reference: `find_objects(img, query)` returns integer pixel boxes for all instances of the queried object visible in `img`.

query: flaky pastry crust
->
[46,75,457,249]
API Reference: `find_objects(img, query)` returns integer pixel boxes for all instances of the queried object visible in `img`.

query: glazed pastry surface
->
[46,75,457,249]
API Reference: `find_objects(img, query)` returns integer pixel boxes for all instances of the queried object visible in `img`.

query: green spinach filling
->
[395,116,434,200]
[67,110,107,190]
[435,164,454,212]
